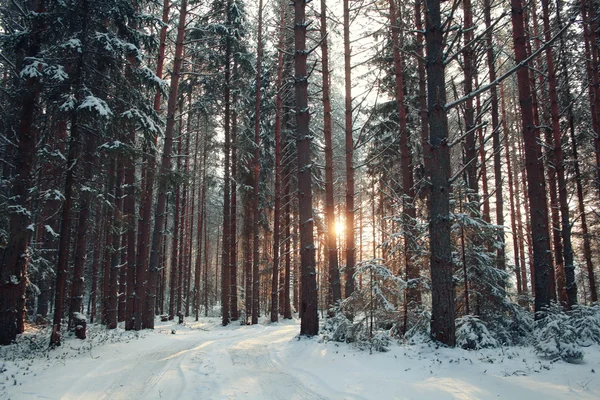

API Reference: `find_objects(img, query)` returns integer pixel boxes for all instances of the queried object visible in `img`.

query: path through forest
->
[4,318,600,399]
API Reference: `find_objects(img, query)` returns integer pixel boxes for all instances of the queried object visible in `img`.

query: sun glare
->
[335,219,345,237]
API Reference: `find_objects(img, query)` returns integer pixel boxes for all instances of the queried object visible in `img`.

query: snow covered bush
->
[404,308,431,344]
[570,303,600,346]
[321,306,353,343]
[456,315,498,350]
[534,303,583,363]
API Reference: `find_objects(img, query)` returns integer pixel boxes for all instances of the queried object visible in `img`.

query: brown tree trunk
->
[243,191,253,324]
[295,0,318,335]
[343,0,355,299]
[425,0,455,345]
[51,113,80,346]
[510,0,553,314]
[0,0,44,346]
[540,0,577,308]
[221,0,233,327]
[68,132,97,330]
[414,0,430,190]
[134,0,169,329]
[89,202,104,323]
[501,84,524,298]
[319,0,341,309]
[389,0,420,311]
[145,0,187,329]
[195,129,207,321]
[270,0,287,322]
[484,0,505,274]
[107,160,125,330]
[230,97,239,322]
[251,0,264,325]
[558,0,596,303]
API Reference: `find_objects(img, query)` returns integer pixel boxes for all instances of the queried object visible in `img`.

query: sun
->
[334,219,345,237]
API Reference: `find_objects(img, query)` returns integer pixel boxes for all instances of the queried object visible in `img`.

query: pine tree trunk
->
[50,113,80,346]
[68,131,97,330]
[271,0,287,322]
[319,0,341,310]
[415,0,430,190]
[194,129,207,321]
[343,0,355,299]
[501,84,524,298]
[540,0,577,308]
[389,0,420,311]
[295,0,318,335]
[145,0,187,329]
[243,192,253,324]
[0,0,44,346]
[221,0,232,326]
[107,160,125,330]
[510,0,553,314]
[483,0,505,274]
[425,0,455,345]
[283,163,292,319]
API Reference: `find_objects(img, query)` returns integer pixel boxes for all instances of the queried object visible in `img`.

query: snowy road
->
[4,318,600,399]
[57,322,324,400]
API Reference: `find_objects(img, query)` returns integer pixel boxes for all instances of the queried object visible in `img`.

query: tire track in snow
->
[226,332,328,400]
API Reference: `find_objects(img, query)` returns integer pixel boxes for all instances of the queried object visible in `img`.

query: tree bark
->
[343,0,355,299]
[389,0,420,311]
[510,0,553,314]
[425,0,455,345]
[319,0,341,310]
[145,0,187,329]
[295,0,318,336]
[0,0,44,346]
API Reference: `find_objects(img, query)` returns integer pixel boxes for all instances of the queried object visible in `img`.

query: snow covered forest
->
[2,0,600,397]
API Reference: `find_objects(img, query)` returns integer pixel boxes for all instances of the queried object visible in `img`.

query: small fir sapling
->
[534,303,584,363]
[455,315,498,350]
[570,304,600,346]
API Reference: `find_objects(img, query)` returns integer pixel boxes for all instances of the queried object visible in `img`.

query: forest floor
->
[1,316,600,399]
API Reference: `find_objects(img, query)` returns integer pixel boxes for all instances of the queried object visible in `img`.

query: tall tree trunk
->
[195,128,207,321]
[271,0,287,322]
[145,0,187,329]
[68,131,97,329]
[510,0,553,314]
[50,113,80,346]
[107,160,125,329]
[343,0,355,299]
[243,192,253,324]
[320,0,341,310]
[558,0,596,302]
[0,0,44,346]
[541,0,577,308]
[484,0,506,273]
[169,175,181,320]
[581,0,600,201]
[501,84,524,298]
[230,108,239,322]
[415,0,430,190]
[102,161,116,325]
[425,0,455,345]
[295,0,319,335]
[283,163,292,319]
[251,0,264,325]
[221,0,233,327]
[389,0,420,312]
[89,201,104,323]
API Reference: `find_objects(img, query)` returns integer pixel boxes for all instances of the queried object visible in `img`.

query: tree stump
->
[72,312,87,340]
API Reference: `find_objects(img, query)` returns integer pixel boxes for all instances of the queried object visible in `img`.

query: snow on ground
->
[1,317,599,399]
